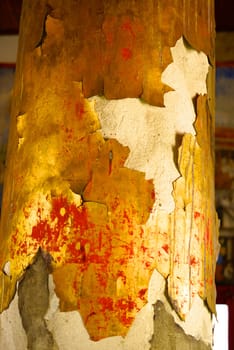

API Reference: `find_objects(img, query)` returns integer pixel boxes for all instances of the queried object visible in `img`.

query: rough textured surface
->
[18,250,58,350]
[150,301,211,350]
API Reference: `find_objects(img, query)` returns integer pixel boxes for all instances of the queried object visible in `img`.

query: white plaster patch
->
[0,286,27,350]
[0,270,212,349]
[49,311,123,350]
[2,261,11,277]
[89,37,209,212]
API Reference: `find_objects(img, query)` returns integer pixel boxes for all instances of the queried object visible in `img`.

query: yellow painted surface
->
[0,77,155,339]
[167,95,218,317]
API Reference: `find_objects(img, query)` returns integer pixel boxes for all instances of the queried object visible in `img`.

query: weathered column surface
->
[0,1,217,349]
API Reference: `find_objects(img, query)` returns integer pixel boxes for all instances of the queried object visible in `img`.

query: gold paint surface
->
[0,70,155,338]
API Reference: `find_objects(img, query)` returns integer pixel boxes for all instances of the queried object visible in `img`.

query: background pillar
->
[0,1,217,349]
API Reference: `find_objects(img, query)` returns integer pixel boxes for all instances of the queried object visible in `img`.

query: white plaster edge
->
[0,284,27,350]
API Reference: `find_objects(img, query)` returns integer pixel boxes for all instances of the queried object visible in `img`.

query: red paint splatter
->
[117,270,126,284]
[162,244,169,254]
[98,297,114,312]
[194,211,201,219]
[29,197,95,261]
[85,311,97,325]
[194,211,204,220]
[141,244,148,253]
[145,261,151,268]
[32,220,51,242]
[138,288,147,299]
[70,204,90,232]
[116,298,137,326]
[121,47,132,60]
[111,196,120,211]
[123,209,130,224]
[121,20,135,38]
[75,102,85,120]
[98,231,102,250]
[189,256,198,266]
[207,277,213,286]
[51,197,70,226]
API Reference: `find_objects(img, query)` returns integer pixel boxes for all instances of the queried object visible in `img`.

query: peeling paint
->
[90,37,209,212]
[0,78,155,339]
[0,290,27,350]
[0,0,216,344]
[12,0,214,106]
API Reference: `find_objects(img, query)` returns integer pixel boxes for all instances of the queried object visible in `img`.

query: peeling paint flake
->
[167,95,218,318]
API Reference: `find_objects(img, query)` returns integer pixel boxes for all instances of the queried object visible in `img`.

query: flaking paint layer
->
[0,0,216,343]
[90,37,218,320]
[0,77,155,339]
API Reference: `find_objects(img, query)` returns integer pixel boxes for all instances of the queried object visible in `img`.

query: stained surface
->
[0,0,216,341]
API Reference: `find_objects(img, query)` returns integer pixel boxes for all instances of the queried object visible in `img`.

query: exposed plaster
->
[0,269,212,349]
[2,261,11,277]
[0,287,27,350]
[89,37,209,213]
[18,250,58,350]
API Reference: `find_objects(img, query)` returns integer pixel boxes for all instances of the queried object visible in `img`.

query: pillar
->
[0,1,218,349]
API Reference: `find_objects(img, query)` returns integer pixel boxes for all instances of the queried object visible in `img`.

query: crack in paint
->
[35,4,54,49]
